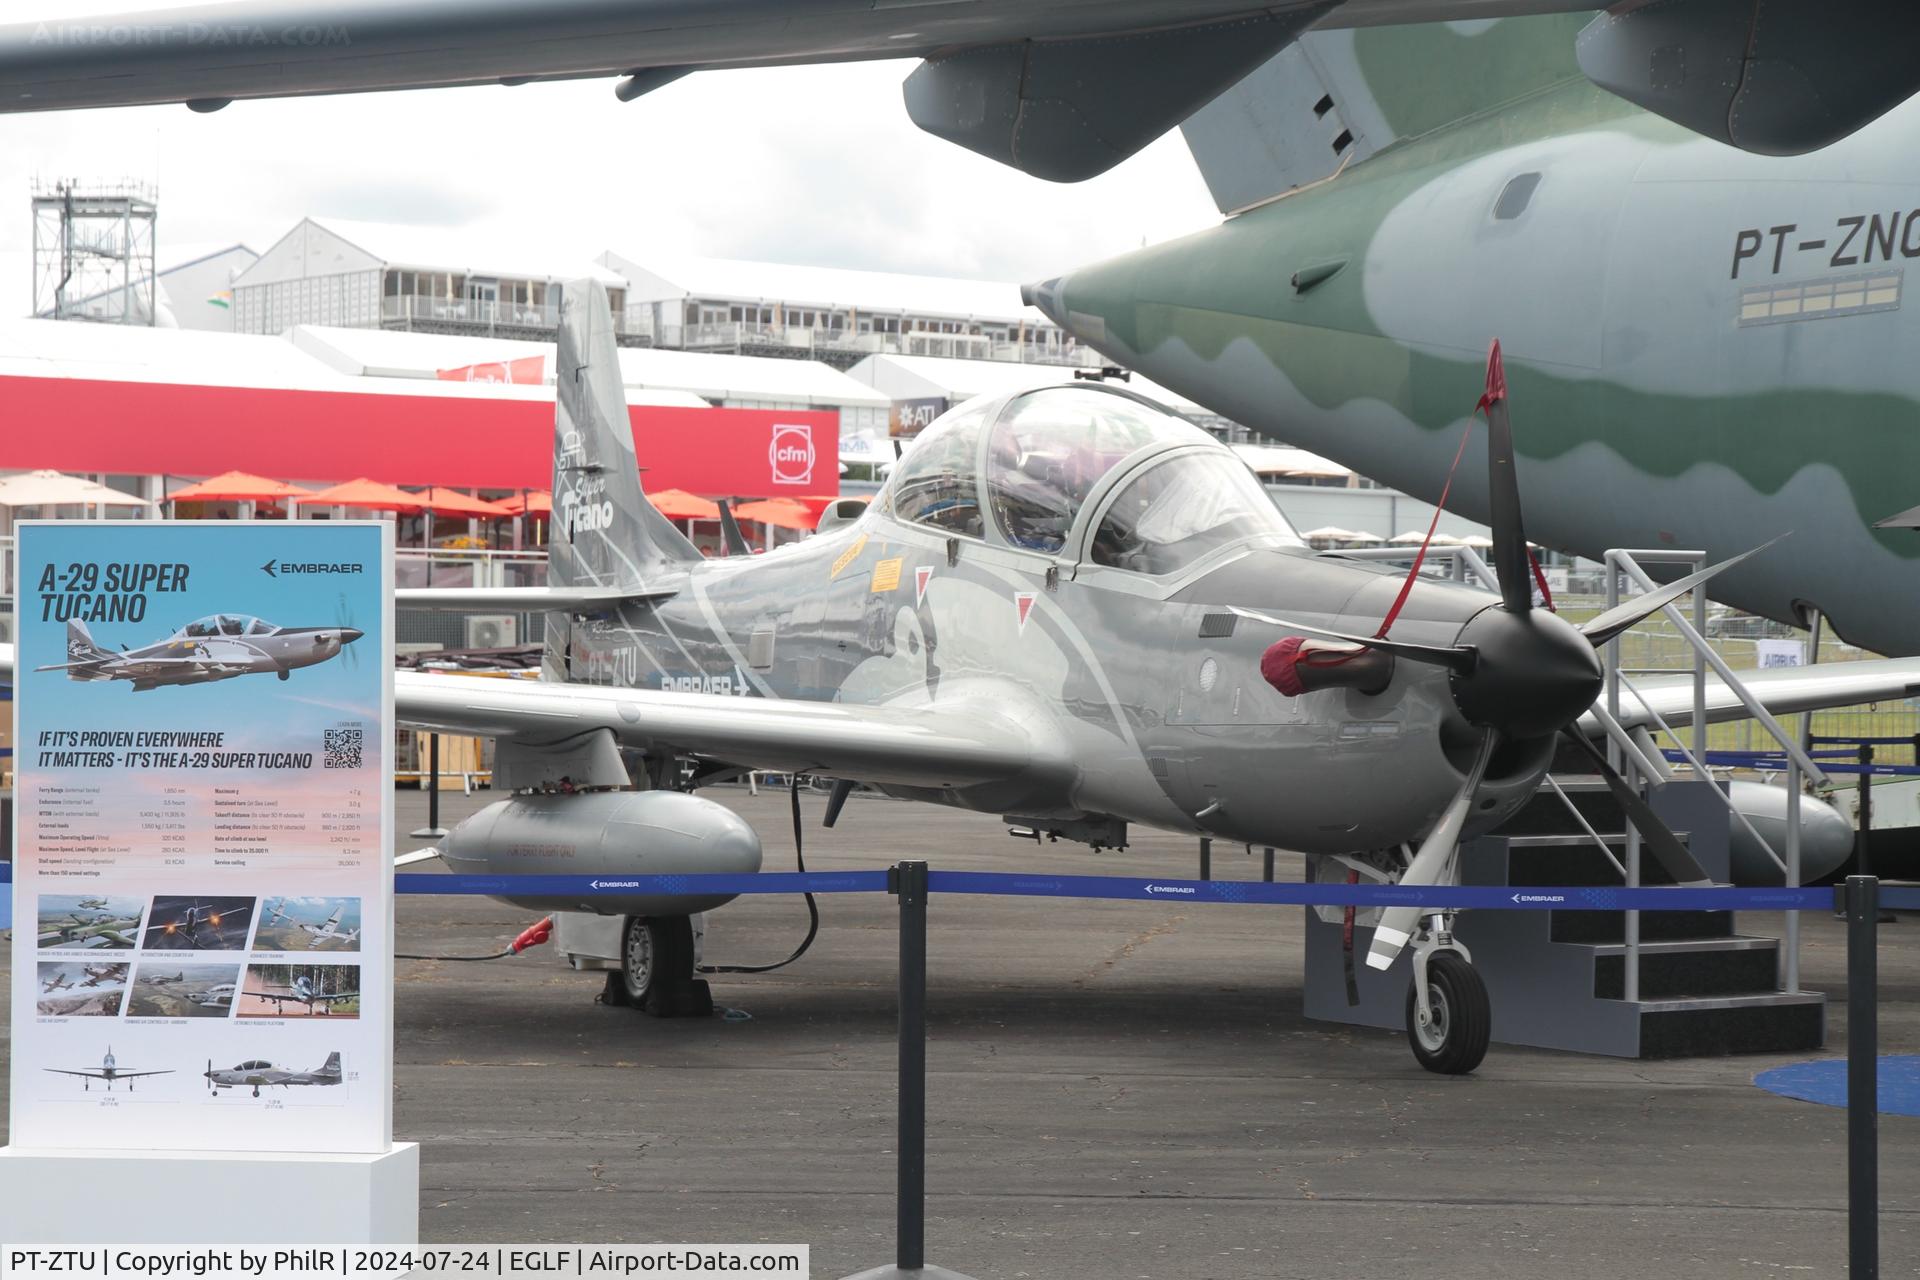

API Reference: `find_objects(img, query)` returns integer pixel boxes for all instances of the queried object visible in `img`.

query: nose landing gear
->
[1407,923,1490,1074]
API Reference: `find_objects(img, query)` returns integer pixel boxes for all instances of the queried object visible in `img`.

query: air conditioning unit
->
[465,615,517,649]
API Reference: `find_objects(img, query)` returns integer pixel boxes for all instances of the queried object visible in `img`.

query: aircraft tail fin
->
[547,278,700,680]
[1180,14,1593,216]
[66,618,106,662]
[316,1051,341,1079]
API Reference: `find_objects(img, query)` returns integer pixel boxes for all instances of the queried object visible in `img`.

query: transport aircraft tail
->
[545,278,701,680]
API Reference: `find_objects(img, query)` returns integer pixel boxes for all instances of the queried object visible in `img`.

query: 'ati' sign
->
[890,397,950,439]
[10,521,395,1155]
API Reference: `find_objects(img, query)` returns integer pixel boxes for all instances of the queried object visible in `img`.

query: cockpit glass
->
[887,400,990,537]
[988,389,1212,554]
[245,618,277,636]
[1091,452,1303,575]
[218,615,245,636]
[183,616,220,638]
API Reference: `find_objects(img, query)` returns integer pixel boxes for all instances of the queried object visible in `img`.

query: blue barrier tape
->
[1810,736,1920,746]
[393,870,890,897]
[5,864,1916,911]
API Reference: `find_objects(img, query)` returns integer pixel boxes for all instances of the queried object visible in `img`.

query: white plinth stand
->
[0,1143,419,1243]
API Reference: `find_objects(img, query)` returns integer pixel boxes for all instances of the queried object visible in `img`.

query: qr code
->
[323,727,364,770]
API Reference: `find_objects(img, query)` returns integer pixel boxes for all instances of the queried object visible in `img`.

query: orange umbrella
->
[730,497,816,531]
[496,490,551,516]
[649,488,721,520]
[410,486,515,518]
[303,477,426,512]
[169,471,316,502]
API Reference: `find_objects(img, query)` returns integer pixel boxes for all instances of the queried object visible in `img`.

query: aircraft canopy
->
[178,615,278,639]
[884,383,1300,571]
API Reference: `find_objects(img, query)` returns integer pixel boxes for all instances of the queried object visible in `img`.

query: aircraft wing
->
[395,671,1052,789]
[43,1069,111,1080]
[108,1070,173,1079]
[396,586,675,614]
[1578,658,1920,737]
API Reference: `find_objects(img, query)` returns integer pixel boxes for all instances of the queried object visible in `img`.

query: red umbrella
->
[303,477,427,512]
[649,488,721,520]
[496,490,552,516]
[730,497,816,531]
[410,486,515,518]
[169,471,316,502]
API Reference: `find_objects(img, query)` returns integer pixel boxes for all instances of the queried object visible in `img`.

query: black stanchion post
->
[1847,874,1879,1280]
[843,862,976,1280]
[409,732,449,840]
[1199,838,1211,881]
[429,733,441,831]
[1262,847,1275,883]
[898,859,926,1272]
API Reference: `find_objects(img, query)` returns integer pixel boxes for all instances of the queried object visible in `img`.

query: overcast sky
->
[1,0,1223,311]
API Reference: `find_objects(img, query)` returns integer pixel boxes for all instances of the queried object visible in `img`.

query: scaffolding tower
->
[31,179,159,324]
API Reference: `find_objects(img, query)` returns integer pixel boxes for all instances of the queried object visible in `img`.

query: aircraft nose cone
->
[341,628,363,644]
[1449,606,1604,740]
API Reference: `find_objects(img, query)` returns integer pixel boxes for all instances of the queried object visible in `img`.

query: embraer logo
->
[769,423,815,485]
[1144,883,1195,896]
[262,560,361,577]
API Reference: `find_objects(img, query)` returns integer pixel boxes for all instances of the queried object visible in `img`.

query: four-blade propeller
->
[1243,340,1767,971]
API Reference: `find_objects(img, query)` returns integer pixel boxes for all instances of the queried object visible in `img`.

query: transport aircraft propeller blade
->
[1365,733,1497,971]
[1558,730,1712,887]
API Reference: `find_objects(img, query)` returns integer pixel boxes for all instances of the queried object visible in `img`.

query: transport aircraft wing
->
[395,586,676,614]
[393,669,1049,790]
[1580,659,1920,737]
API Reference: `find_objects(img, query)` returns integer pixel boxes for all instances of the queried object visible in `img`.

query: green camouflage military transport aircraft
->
[1028,11,1920,657]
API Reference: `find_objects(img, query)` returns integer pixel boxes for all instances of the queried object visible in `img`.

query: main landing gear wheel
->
[1406,949,1490,1075]
[601,915,712,1018]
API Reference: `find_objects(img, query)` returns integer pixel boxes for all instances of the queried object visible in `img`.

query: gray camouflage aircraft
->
[204,1052,343,1098]
[2,3,1912,181]
[36,615,361,691]
[374,281,1920,1073]
[1026,12,1920,658]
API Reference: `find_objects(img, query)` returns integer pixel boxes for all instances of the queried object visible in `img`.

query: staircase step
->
[1633,992,1826,1058]
[1551,908,1734,943]
[1506,833,1697,887]
[1591,937,1780,999]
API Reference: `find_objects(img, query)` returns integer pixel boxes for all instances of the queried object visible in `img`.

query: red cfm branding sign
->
[0,377,840,498]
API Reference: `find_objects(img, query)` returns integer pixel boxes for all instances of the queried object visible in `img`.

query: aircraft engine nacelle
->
[1724,780,1854,886]
[439,791,762,917]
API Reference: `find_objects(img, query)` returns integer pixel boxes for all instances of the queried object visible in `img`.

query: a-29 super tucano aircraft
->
[334,281,1920,1075]
[35,614,361,691]
[1,283,1912,1070]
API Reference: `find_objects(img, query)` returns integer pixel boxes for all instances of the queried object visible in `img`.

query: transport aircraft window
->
[888,402,989,537]
[987,388,1202,553]
[1091,452,1303,575]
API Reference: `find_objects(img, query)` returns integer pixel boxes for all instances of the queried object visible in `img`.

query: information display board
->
[9,521,393,1154]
